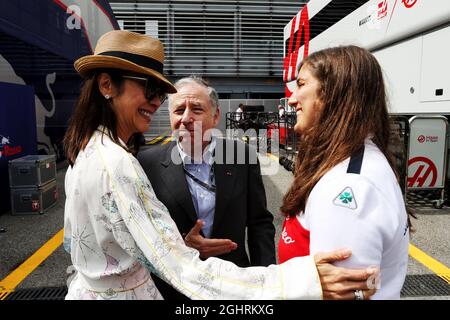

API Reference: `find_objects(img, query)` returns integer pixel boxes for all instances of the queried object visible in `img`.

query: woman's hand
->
[314,249,378,300]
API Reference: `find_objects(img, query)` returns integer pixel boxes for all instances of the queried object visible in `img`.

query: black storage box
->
[8,155,56,187]
[10,180,58,215]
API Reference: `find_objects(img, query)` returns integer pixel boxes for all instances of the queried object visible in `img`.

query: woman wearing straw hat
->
[63,30,377,300]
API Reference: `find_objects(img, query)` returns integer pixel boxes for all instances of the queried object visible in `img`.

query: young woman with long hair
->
[279,45,410,299]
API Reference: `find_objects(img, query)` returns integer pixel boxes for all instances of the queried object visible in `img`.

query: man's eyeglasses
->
[122,75,168,104]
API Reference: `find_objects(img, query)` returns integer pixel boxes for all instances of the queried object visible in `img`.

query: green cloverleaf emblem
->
[339,192,353,204]
[333,187,357,210]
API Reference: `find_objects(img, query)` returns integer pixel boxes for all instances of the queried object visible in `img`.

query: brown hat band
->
[98,51,164,74]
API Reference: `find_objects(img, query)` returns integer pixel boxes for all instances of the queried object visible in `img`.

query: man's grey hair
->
[168,75,220,115]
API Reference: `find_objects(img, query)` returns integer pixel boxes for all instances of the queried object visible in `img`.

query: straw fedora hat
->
[74,30,176,93]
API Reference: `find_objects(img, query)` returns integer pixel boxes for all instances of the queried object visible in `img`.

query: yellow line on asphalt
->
[0,228,64,300]
[162,136,173,145]
[409,244,450,283]
[266,153,279,161]
[146,135,164,145]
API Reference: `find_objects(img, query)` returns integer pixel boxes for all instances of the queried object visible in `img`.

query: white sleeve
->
[306,175,393,269]
[96,143,322,300]
[63,168,73,254]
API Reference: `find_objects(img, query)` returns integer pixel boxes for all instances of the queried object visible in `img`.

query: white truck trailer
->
[282,0,450,204]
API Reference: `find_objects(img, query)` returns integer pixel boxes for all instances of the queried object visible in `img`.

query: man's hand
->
[314,249,379,300]
[184,220,238,259]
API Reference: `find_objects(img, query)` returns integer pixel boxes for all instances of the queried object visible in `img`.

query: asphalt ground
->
[0,153,449,300]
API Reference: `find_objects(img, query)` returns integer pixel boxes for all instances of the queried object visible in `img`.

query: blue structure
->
[0,0,118,214]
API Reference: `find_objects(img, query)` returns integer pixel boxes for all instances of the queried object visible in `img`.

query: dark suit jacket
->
[137,138,276,300]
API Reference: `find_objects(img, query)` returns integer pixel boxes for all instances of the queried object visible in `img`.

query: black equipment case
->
[10,180,58,215]
[8,155,56,187]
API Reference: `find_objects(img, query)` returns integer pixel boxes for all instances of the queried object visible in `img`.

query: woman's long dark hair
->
[280,45,414,227]
[64,69,142,166]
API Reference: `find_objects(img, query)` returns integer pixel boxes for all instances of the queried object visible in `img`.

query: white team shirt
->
[298,138,409,299]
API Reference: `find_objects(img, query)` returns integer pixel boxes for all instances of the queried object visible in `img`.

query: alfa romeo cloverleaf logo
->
[333,187,357,210]
[339,192,353,204]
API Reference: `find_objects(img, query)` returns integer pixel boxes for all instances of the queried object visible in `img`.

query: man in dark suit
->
[138,76,276,300]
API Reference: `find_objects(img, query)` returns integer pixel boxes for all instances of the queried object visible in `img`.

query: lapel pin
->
[226,171,232,176]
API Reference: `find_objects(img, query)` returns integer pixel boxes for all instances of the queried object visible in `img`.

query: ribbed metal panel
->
[0,31,75,76]
[4,286,68,300]
[3,274,449,299]
[401,274,450,297]
[110,0,305,77]
[145,101,172,138]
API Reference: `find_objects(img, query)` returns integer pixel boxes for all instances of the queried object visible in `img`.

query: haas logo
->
[283,5,310,97]
[408,156,438,187]
[378,1,388,19]
[402,0,417,8]
[417,135,425,143]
